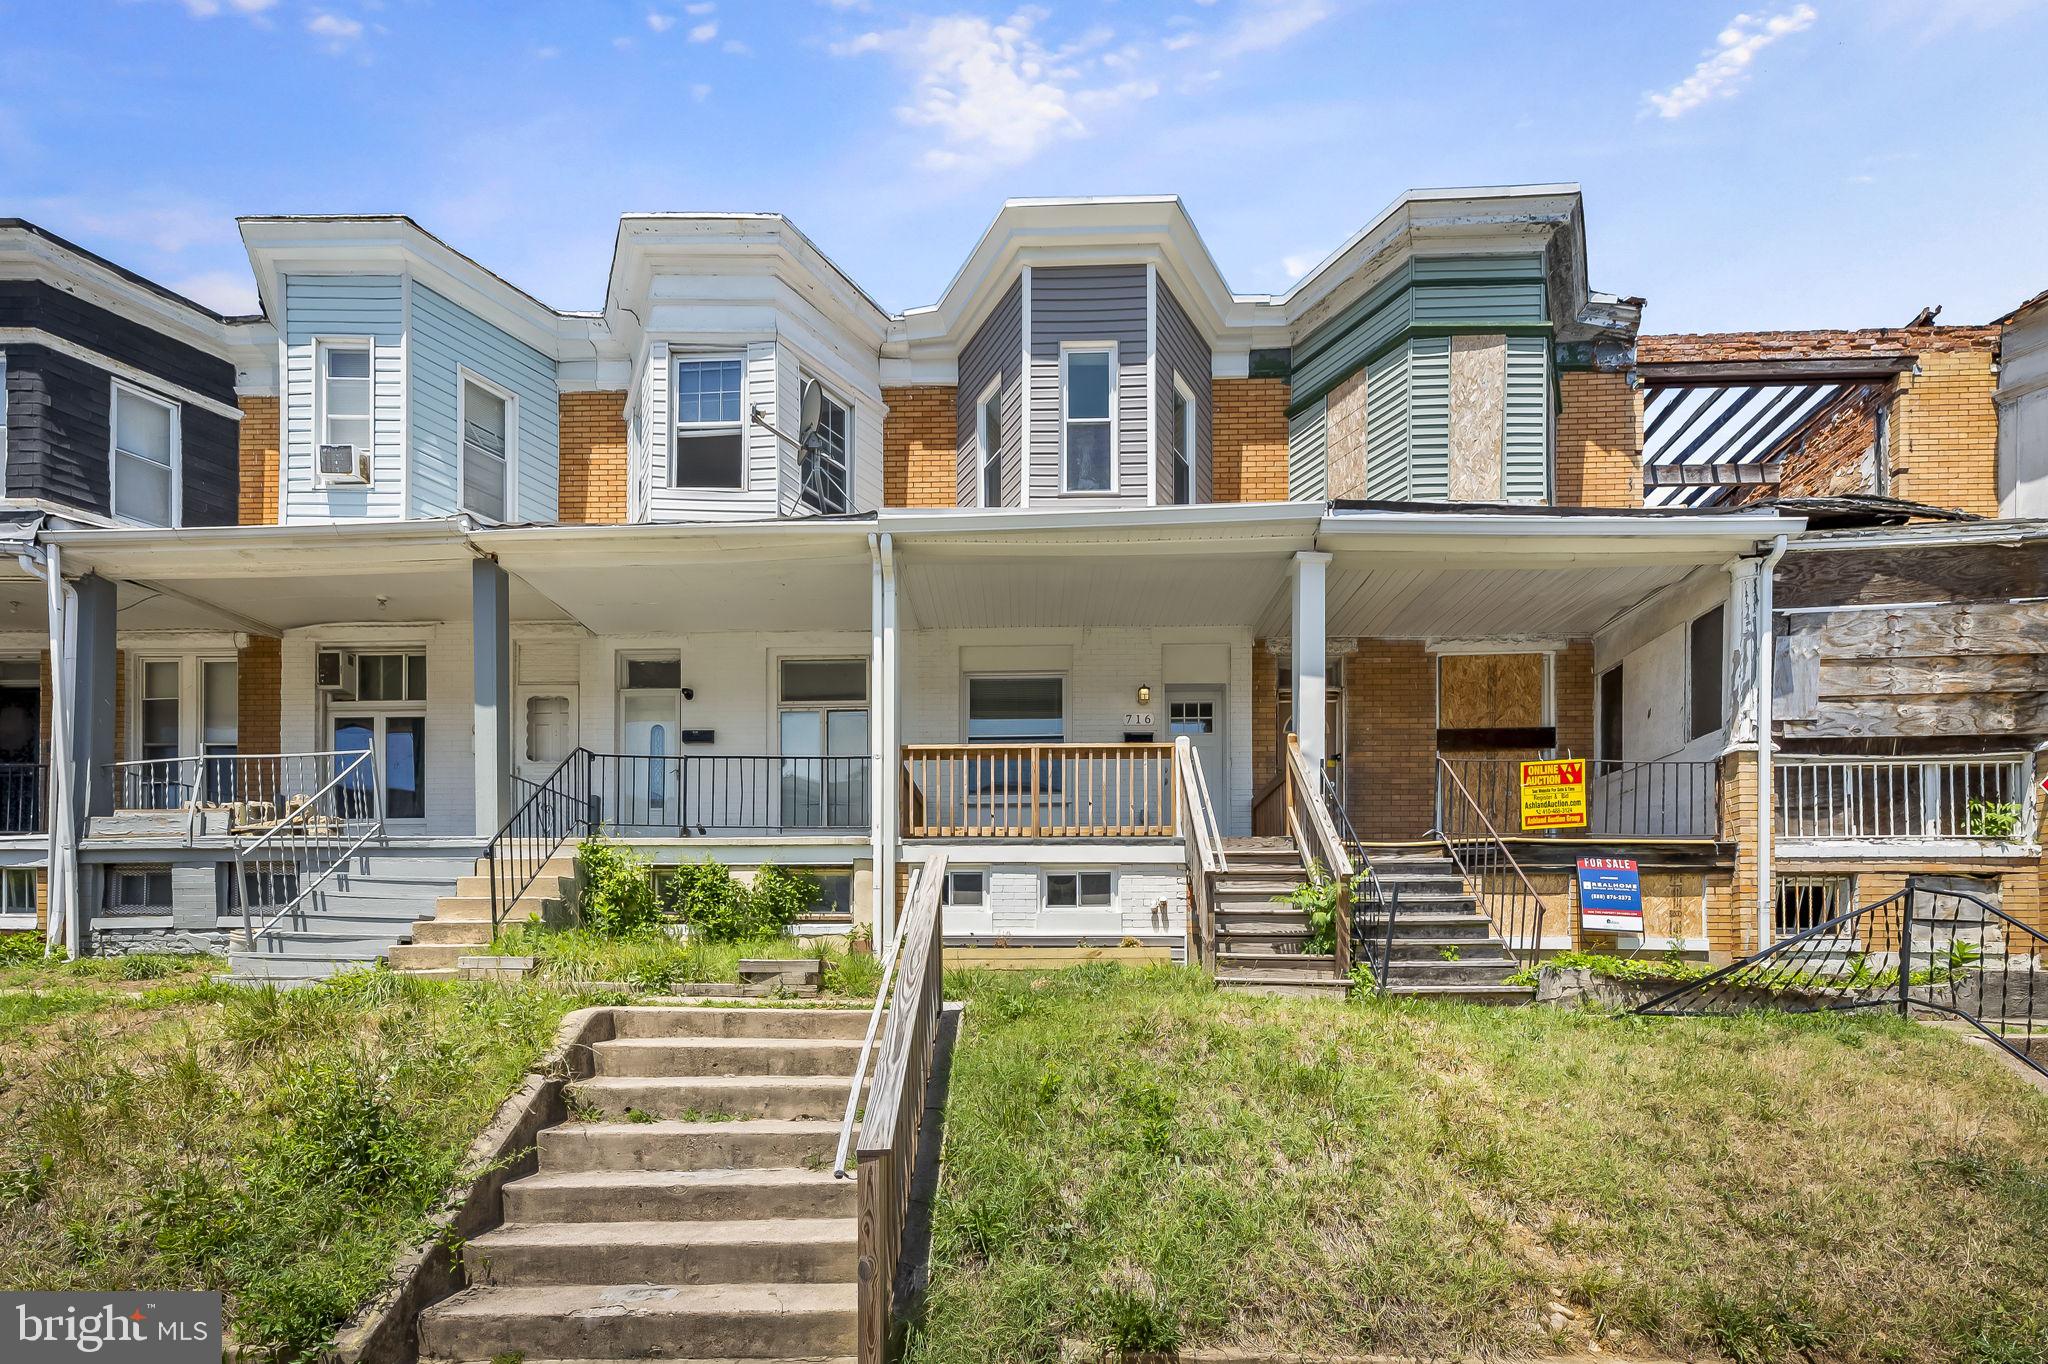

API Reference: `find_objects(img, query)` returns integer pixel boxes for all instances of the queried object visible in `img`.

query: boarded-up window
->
[1437,653,1552,750]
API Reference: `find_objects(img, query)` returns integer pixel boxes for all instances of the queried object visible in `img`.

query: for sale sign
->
[1577,856,1644,933]
[1518,758,1587,831]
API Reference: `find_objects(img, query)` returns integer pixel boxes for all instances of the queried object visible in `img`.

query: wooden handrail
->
[854,852,947,1364]
[1175,737,1224,971]
[901,743,1177,838]
[1285,736,1354,976]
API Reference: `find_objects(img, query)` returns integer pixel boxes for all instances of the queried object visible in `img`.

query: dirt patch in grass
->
[0,961,594,1361]
[910,965,2048,1364]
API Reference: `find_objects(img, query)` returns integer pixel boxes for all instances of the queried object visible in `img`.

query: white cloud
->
[613,35,636,51]
[823,0,873,9]
[168,269,261,315]
[306,11,364,51]
[1163,31,1200,51]
[723,38,753,55]
[1214,0,1334,58]
[685,1,715,12]
[179,0,276,17]
[647,12,675,32]
[1279,250,1323,280]
[837,7,1161,172]
[1644,5,1818,119]
[534,44,560,59]
[689,20,718,41]
[690,82,713,101]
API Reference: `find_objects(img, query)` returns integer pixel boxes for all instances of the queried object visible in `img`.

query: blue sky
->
[3,0,2045,332]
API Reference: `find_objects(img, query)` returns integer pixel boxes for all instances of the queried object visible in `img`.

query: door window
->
[778,658,868,828]
[525,694,573,765]
[331,651,426,821]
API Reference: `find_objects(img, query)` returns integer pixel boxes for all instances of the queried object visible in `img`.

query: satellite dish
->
[800,378,823,433]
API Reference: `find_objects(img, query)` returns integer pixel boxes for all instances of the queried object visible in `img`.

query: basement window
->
[1045,871,1113,909]
[1774,874,1853,941]
[103,864,173,917]
[0,868,33,918]
[944,869,985,907]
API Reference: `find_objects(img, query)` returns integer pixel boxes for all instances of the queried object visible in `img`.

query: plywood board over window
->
[1437,652,1553,750]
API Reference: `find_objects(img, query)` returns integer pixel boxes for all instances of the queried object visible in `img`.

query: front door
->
[1167,686,1226,807]
[518,687,578,788]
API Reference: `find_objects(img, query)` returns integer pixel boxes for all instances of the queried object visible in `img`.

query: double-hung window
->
[796,378,851,515]
[319,343,373,464]
[110,381,178,526]
[672,356,746,490]
[1061,345,1114,493]
[977,382,1002,507]
[459,374,513,520]
[1169,379,1194,505]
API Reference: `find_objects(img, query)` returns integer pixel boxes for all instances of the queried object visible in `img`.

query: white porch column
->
[472,557,513,838]
[1291,550,1331,773]
[869,533,900,942]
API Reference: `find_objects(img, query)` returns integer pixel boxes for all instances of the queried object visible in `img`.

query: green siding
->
[1364,343,1411,500]
[1407,336,1451,500]
[1287,400,1327,501]
[1503,336,1550,502]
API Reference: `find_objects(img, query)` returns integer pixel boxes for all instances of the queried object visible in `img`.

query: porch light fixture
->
[1136,685,1151,705]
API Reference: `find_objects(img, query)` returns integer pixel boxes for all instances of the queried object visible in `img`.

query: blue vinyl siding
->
[282,275,405,522]
[408,283,560,521]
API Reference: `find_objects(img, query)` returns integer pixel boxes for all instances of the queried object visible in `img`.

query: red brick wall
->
[881,386,958,508]
[238,636,281,756]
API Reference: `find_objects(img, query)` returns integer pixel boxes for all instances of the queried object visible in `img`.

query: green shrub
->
[663,861,821,943]
[1967,799,2022,839]
[747,865,822,938]
[0,933,52,966]
[1274,861,1368,955]
[575,836,660,936]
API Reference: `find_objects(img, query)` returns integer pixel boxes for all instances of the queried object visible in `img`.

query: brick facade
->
[557,391,629,525]
[238,635,282,756]
[880,385,958,508]
[1888,344,2001,515]
[1211,378,1290,502]
[1552,370,1642,508]
[238,395,280,526]
[1342,640,1437,840]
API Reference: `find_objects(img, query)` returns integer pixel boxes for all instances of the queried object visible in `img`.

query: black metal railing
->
[1436,755,1721,840]
[0,762,47,834]
[1435,756,1547,967]
[1319,768,1400,991]
[1636,885,2048,1079]
[484,750,876,936]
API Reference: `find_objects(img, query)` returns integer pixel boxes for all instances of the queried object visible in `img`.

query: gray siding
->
[1028,265,1149,504]
[955,277,1022,507]
[1154,278,1212,503]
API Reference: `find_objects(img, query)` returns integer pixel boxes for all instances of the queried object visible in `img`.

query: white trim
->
[975,376,1002,509]
[311,335,377,490]
[0,348,9,496]
[455,364,520,522]
[668,350,750,494]
[1145,262,1158,506]
[124,650,237,761]
[108,377,182,528]
[1058,340,1118,496]
[275,327,290,524]
[0,329,242,422]
[1018,265,1031,509]
[399,271,414,519]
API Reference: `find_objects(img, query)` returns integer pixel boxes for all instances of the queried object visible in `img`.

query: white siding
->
[644,341,783,522]
[281,275,407,522]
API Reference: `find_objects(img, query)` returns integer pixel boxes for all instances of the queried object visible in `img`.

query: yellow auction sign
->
[1519,758,1587,831]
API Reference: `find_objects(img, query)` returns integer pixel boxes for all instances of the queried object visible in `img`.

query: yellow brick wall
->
[1889,347,2001,516]
[238,395,280,526]
[558,391,629,524]
[881,386,958,508]
[1212,378,1291,502]
[1343,641,1438,840]
[1553,370,1643,508]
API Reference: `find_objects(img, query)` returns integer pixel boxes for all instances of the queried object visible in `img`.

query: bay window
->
[672,356,746,489]
[1061,345,1114,493]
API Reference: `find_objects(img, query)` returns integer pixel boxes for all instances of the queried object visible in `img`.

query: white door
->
[1167,686,1227,808]
[518,687,578,788]
[617,690,678,827]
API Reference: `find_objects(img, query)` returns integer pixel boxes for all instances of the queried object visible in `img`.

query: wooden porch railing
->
[1175,736,1224,971]
[849,853,947,1364]
[901,743,1177,837]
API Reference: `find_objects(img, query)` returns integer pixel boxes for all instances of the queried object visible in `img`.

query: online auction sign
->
[1518,758,1587,830]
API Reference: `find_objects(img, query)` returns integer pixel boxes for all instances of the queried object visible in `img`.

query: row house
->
[0,188,2036,990]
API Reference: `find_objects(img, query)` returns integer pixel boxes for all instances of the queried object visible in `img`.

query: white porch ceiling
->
[899,552,1293,630]
[502,555,871,635]
[1293,561,1698,641]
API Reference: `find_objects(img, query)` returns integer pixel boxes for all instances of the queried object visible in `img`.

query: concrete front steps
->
[387,854,580,976]
[418,1005,869,1364]
[225,849,474,984]
[1364,850,1534,1005]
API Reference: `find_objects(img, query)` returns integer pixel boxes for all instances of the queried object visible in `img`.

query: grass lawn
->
[0,950,597,1360]
[912,965,2048,1364]
[488,920,884,997]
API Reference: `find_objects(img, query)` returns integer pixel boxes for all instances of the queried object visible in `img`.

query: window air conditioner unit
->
[316,649,358,699]
[318,443,372,485]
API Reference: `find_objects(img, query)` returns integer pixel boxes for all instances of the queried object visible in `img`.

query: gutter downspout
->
[1753,533,1790,954]
[18,544,78,957]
